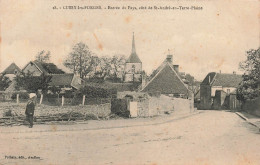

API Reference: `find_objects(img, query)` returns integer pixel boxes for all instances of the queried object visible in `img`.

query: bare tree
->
[35,50,51,63]
[64,42,95,78]
[109,55,126,80]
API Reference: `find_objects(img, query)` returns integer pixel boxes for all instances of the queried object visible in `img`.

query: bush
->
[111,98,130,118]
[11,92,29,100]
[63,90,75,98]
[76,86,117,98]
[4,110,12,117]
[85,114,98,120]
[46,93,59,98]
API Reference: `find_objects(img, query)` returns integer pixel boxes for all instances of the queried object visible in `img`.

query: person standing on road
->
[25,93,36,128]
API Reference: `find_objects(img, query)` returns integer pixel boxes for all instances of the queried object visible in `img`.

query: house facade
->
[199,72,242,110]
[124,33,142,82]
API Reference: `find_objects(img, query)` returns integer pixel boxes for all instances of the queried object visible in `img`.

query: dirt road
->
[0,111,259,165]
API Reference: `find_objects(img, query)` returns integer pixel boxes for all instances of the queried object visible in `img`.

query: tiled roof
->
[48,74,82,89]
[33,61,65,74]
[141,62,189,95]
[48,74,74,86]
[126,53,142,63]
[2,63,21,74]
[212,73,242,87]
[201,72,242,87]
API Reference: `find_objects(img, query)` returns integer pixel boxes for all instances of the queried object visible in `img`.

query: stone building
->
[141,54,191,98]
[124,33,142,82]
[199,72,242,110]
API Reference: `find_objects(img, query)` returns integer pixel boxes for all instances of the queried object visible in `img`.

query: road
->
[0,111,259,165]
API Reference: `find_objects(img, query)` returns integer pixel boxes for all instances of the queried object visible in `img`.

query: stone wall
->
[0,102,111,118]
[136,95,193,117]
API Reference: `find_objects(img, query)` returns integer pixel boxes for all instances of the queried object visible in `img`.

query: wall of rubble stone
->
[0,102,111,118]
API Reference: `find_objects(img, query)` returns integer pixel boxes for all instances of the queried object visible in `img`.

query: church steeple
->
[132,32,136,54]
[126,32,141,63]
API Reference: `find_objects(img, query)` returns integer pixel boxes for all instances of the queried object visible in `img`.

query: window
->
[131,65,136,73]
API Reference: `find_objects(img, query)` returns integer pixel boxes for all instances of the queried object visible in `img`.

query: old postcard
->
[0,0,259,164]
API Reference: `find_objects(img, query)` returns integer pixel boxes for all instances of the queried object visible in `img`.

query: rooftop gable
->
[141,62,189,94]
[2,63,21,74]
[23,61,65,75]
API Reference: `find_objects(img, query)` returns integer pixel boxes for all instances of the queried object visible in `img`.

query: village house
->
[6,61,82,93]
[199,72,242,110]
[1,63,21,81]
[23,60,65,76]
[141,54,191,98]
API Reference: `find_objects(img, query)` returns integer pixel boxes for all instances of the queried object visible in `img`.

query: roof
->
[49,74,74,86]
[201,72,242,87]
[126,53,142,63]
[141,62,189,95]
[2,63,21,74]
[33,61,65,74]
[48,74,82,89]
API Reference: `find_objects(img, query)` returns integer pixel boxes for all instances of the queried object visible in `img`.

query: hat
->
[29,93,36,99]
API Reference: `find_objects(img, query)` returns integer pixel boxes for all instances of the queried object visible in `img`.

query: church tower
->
[124,33,142,82]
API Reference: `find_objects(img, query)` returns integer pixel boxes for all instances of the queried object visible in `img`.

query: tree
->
[64,42,95,78]
[93,56,112,80]
[48,86,62,102]
[237,47,260,102]
[15,71,52,93]
[93,55,126,82]
[109,55,126,81]
[35,50,51,62]
[0,74,11,91]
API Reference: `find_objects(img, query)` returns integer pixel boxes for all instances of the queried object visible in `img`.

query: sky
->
[0,0,259,81]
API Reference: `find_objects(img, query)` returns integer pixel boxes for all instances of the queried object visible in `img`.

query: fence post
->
[82,95,85,105]
[16,93,19,104]
[40,94,43,105]
[62,95,64,106]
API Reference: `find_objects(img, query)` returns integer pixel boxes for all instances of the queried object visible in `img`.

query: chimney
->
[166,55,173,63]
[173,65,179,73]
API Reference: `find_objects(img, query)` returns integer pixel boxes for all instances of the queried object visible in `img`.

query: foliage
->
[48,86,61,95]
[63,90,75,98]
[11,92,29,100]
[15,72,52,93]
[237,47,260,101]
[76,85,117,98]
[0,74,11,91]
[64,43,126,80]
[35,50,51,62]
[111,98,130,118]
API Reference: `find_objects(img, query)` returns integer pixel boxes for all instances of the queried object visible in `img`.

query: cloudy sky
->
[0,0,259,80]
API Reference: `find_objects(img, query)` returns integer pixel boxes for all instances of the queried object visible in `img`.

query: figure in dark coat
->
[25,94,36,128]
